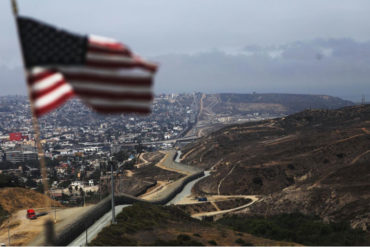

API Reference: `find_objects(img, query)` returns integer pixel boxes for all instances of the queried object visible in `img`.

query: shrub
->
[218,213,368,246]
[0,205,9,226]
[208,240,217,245]
[235,238,253,245]
[252,177,263,186]
[177,234,191,241]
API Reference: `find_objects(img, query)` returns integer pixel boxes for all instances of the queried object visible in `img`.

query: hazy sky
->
[1,0,370,101]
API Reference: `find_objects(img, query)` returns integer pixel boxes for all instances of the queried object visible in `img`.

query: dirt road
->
[0,206,93,246]
[191,195,259,218]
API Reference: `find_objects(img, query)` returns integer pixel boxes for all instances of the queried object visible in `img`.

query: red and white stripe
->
[27,35,157,117]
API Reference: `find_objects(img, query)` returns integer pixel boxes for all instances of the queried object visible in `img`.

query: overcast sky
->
[1,0,370,101]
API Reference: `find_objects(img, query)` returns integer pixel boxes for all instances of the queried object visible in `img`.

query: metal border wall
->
[53,171,204,246]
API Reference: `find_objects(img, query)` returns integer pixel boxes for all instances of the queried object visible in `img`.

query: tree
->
[23,159,41,168]
[0,174,24,188]
[45,157,59,167]
[0,161,16,170]
[58,180,71,188]
[54,144,62,150]
[36,182,44,193]
[89,169,101,180]
[25,178,37,188]
[61,192,69,201]
[113,151,128,163]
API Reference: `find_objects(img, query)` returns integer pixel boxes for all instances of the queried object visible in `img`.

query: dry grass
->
[91,202,300,246]
[0,187,62,213]
[131,222,300,246]
[7,220,20,229]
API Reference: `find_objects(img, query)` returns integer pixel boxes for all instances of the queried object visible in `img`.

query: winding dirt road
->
[191,195,259,218]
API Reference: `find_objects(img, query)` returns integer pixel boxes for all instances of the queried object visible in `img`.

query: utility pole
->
[8,217,10,246]
[50,190,57,223]
[85,222,88,246]
[98,163,101,201]
[99,162,102,201]
[99,176,101,201]
[110,161,116,224]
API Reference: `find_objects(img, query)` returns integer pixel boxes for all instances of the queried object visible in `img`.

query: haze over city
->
[1,1,370,245]
[1,0,370,101]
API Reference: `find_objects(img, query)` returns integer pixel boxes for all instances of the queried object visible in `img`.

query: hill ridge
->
[181,104,370,231]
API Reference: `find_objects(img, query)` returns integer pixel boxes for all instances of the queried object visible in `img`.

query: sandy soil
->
[0,206,93,246]
[135,153,149,168]
[176,194,258,205]
[125,170,134,177]
[139,181,170,200]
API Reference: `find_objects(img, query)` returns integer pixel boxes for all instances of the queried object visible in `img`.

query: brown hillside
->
[202,93,353,117]
[0,187,62,213]
[181,104,370,230]
[90,202,299,246]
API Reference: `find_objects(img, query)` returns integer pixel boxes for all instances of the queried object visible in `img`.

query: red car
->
[26,209,37,220]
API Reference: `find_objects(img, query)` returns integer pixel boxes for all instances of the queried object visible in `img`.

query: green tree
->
[36,182,44,193]
[58,180,71,188]
[113,151,128,163]
[0,174,24,188]
[25,178,37,188]
[89,169,101,180]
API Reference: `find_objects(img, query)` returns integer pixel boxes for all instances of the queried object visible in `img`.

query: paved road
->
[167,171,210,205]
[67,150,204,246]
[175,150,182,163]
[158,150,202,175]
[68,205,129,246]
[141,150,202,201]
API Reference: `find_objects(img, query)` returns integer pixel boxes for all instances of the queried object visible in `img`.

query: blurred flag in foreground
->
[17,16,157,117]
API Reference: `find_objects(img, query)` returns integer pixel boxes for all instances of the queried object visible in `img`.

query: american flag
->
[17,16,157,117]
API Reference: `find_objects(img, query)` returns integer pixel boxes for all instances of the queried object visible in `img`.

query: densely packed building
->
[0,94,199,204]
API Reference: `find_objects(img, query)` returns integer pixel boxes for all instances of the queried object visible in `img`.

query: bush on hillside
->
[0,174,24,188]
[218,213,368,246]
[0,205,9,226]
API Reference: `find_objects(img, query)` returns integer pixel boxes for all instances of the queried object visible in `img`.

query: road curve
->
[191,195,259,218]
[167,170,210,205]
[65,150,204,246]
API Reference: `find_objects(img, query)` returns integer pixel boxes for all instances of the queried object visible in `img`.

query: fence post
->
[8,217,10,246]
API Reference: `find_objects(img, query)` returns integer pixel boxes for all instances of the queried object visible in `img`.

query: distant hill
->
[181,104,370,231]
[204,93,353,116]
[188,93,354,138]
